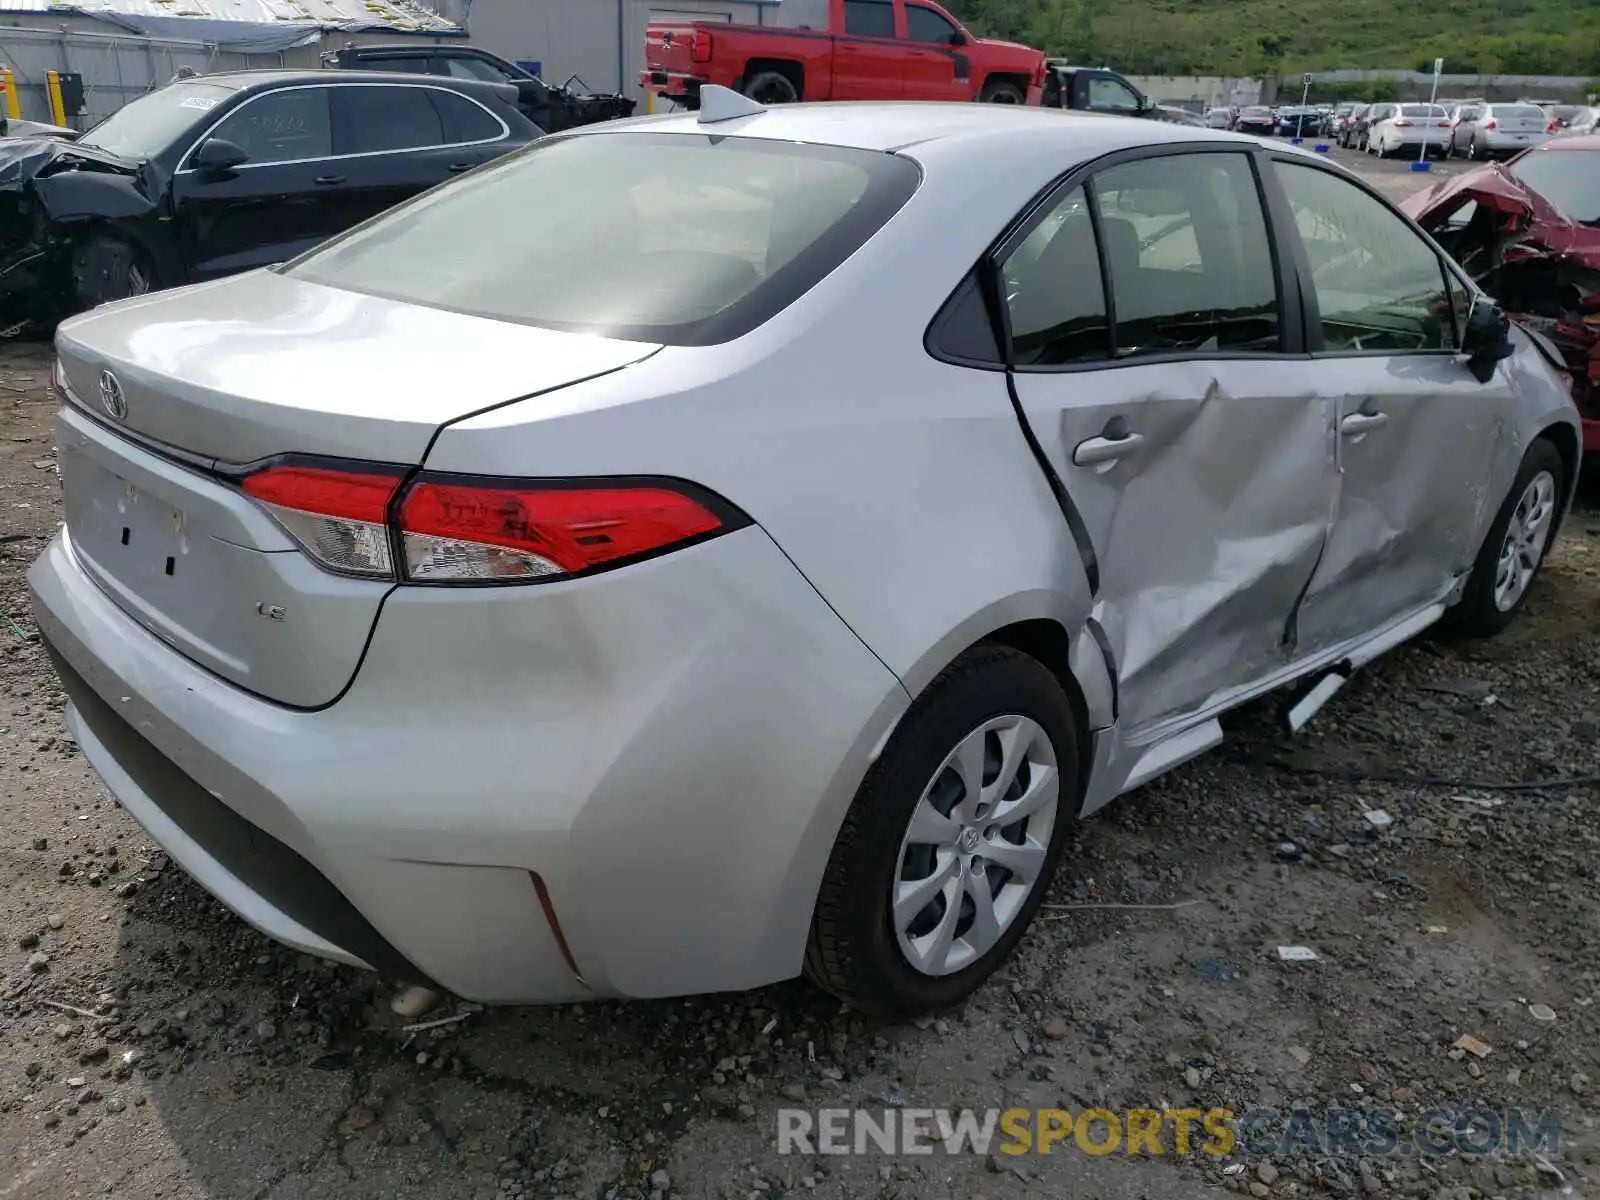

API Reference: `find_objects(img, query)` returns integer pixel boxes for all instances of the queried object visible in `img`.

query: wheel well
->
[1536,422,1580,542]
[741,59,804,97]
[981,72,1030,95]
[979,619,1094,806]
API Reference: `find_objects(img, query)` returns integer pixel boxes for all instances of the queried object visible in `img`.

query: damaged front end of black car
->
[0,137,160,334]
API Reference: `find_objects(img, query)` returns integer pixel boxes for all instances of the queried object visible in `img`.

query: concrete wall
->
[433,0,775,105]
[1125,75,1261,108]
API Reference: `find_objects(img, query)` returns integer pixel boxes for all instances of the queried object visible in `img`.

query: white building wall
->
[440,0,776,104]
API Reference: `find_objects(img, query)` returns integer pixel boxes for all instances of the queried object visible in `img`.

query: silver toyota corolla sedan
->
[30,90,1580,1017]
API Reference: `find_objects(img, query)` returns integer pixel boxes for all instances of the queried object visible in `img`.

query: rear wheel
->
[978,79,1026,104]
[70,232,156,313]
[740,70,799,105]
[805,646,1078,1017]
[1438,439,1564,638]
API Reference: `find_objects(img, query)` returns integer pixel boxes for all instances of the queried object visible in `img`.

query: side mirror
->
[948,30,967,46]
[1462,297,1514,383]
[194,137,248,173]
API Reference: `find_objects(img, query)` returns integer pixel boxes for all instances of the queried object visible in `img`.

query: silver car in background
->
[29,94,1580,1017]
[1451,101,1551,159]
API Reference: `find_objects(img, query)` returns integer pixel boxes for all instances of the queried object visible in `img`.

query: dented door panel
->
[1293,356,1511,653]
[1010,360,1336,734]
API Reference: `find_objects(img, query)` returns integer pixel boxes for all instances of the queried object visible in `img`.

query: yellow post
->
[645,90,654,115]
[46,69,67,126]
[0,66,20,120]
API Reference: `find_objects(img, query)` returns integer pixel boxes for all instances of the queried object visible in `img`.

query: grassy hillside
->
[945,0,1600,80]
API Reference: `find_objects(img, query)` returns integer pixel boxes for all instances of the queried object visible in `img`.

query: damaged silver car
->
[30,95,1581,1017]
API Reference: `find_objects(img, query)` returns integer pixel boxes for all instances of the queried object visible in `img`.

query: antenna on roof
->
[697,84,765,124]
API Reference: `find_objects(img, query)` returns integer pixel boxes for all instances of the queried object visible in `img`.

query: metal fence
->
[0,25,300,128]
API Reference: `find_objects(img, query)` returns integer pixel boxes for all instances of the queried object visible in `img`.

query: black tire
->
[1437,439,1565,639]
[804,645,1079,1017]
[740,70,799,105]
[70,232,156,313]
[978,79,1025,104]
[1467,136,1480,160]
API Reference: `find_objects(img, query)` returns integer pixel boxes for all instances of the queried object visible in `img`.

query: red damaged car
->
[1403,136,1600,453]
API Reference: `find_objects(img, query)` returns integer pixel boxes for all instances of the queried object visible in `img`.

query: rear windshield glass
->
[1399,105,1447,118]
[284,131,921,345]
[1494,105,1546,119]
[77,82,235,159]
[1243,107,1270,116]
[1509,147,1600,224]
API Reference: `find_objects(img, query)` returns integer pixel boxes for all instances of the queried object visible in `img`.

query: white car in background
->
[1368,103,1452,158]
[1205,107,1232,129]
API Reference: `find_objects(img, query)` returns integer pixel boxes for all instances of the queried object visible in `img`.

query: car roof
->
[605,101,1287,155]
[160,68,499,91]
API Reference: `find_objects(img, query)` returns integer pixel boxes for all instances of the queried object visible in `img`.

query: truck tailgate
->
[644,21,703,78]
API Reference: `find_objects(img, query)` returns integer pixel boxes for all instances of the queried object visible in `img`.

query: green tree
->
[1368,77,1400,101]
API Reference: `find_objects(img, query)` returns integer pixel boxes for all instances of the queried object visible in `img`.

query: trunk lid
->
[53,269,659,707]
[56,269,658,465]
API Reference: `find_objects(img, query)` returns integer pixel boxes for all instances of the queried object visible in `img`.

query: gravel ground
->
[3,152,1598,1200]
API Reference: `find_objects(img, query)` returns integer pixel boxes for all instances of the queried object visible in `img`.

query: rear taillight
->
[399,480,725,581]
[691,30,714,62]
[240,461,741,585]
[1484,119,1497,130]
[243,464,401,578]
[1547,119,1562,132]
[1393,117,1411,127]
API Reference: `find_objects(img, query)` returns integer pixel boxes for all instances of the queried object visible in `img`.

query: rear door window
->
[1001,186,1110,366]
[335,85,445,154]
[844,0,896,37]
[1092,152,1280,357]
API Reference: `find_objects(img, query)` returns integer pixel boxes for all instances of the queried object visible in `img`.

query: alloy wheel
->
[1493,470,1557,611]
[892,714,1059,977]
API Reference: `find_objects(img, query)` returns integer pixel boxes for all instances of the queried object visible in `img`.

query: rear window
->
[1399,105,1447,119]
[1494,104,1545,119]
[284,132,920,345]
[1509,147,1600,225]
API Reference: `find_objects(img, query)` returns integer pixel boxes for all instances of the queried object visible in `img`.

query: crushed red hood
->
[1401,160,1600,267]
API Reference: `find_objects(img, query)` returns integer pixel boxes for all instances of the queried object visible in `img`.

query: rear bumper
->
[1483,131,1549,152]
[29,525,907,1003]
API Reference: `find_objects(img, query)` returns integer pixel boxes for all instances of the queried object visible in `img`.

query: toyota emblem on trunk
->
[98,370,127,421]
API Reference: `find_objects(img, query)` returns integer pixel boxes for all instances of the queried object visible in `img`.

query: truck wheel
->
[979,79,1025,104]
[741,71,799,105]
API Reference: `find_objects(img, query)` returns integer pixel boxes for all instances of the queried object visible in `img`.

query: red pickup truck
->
[641,0,1047,109]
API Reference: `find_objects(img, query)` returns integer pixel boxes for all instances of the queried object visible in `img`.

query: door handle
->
[1072,431,1146,467]
[314,174,346,186]
[447,162,473,173]
[1340,411,1389,436]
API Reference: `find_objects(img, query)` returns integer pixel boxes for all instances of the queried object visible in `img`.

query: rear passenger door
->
[329,83,509,228]
[1001,148,1334,735]
[835,0,905,98]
